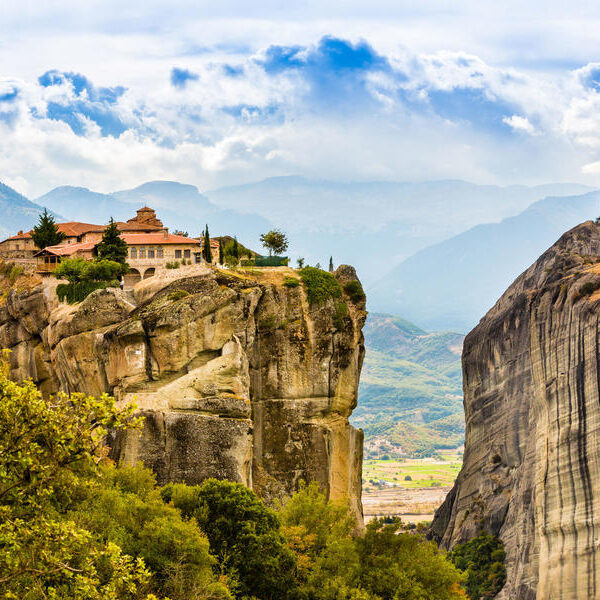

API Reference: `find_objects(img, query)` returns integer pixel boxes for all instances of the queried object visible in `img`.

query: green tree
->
[260,229,289,256]
[31,209,66,250]
[162,479,297,600]
[96,218,129,265]
[296,257,305,269]
[0,352,154,599]
[449,532,505,599]
[328,256,334,272]
[219,239,224,265]
[203,225,212,263]
[232,237,239,259]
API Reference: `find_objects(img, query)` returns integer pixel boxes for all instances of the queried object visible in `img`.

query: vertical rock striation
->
[431,221,600,599]
[0,267,366,521]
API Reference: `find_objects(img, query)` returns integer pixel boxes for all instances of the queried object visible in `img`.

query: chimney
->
[163,227,169,239]
[18,230,23,235]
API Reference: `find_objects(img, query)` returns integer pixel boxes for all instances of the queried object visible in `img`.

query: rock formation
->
[0,266,366,521]
[431,221,600,599]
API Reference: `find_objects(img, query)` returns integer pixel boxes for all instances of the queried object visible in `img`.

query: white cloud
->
[2,4,600,195]
[503,115,536,135]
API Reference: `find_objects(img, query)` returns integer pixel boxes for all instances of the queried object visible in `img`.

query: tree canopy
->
[96,218,129,265]
[31,209,66,250]
[260,229,289,256]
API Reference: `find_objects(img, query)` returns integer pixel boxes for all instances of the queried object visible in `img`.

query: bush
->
[168,289,190,302]
[449,532,506,599]
[224,254,239,268]
[56,281,108,304]
[240,258,255,267]
[162,479,297,600]
[333,301,348,329]
[283,276,300,288]
[343,280,366,303]
[255,256,289,267]
[404,475,412,481]
[578,280,600,297]
[299,267,342,305]
[166,261,181,269]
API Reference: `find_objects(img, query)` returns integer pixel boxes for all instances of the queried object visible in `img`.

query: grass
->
[362,457,462,490]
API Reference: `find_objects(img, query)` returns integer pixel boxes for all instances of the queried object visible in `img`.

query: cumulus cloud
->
[1,30,600,196]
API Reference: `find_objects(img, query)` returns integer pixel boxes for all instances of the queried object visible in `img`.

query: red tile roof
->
[35,241,97,257]
[3,230,31,241]
[120,233,200,245]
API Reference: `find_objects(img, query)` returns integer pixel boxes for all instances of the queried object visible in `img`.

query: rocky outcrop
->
[431,221,600,599]
[0,267,366,521]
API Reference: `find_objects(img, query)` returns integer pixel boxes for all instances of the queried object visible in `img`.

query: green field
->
[362,456,462,490]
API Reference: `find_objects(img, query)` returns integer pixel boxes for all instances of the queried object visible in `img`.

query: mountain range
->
[352,313,465,458]
[369,189,600,331]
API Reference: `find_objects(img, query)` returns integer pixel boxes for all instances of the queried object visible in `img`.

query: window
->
[175,249,182,259]
[157,247,164,258]
[130,247,137,259]
[139,247,146,258]
[184,249,191,259]
[148,247,155,259]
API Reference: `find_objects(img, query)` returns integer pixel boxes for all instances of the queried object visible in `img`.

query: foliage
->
[166,261,180,269]
[299,267,342,305]
[70,465,232,600]
[283,276,300,288]
[31,209,66,250]
[278,484,465,600]
[173,230,189,237]
[296,257,305,269]
[344,280,366,303]
[219,238,224,264]
[0,352,155,599]
[203,225,212,263]
[57,281,109,304]
[356,518,465,600]
[333,301,348,329]
[96,218,129,265]
[255,256,288,267]
[449,532,506,599]
[576,279,600,298]
[224,254,239,268]
[162,479,297,600]
[329,257,334,272]
[168,289,190,302]
[260,229,289,256]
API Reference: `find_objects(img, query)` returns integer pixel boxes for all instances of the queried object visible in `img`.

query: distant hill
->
[36,181,271,250]
[0,182,62,239]
[206,177,592,283]
[352,313,465,458]
[368,190,600,332]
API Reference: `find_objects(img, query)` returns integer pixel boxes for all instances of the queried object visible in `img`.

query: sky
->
[3,1,600,197]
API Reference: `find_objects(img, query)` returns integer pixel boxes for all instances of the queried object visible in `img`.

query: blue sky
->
[2,0,600,196]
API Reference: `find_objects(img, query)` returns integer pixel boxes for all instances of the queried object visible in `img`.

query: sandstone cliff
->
[0,266,366,520]
[431,221,600,600]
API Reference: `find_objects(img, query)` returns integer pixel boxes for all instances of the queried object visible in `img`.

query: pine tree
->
[329,256,334,272]
[96,218,128,265]
[203,225,212,263]
[31,209,66,250]
[219,238,224,265]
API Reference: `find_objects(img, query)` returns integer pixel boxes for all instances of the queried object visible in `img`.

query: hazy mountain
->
[36,181,271,249]
[368,190,600,332]
[352,313,465,458]
[0,182,62,239]
[206,177,592,283]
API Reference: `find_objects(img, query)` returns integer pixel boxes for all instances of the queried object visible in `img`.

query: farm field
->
[362,453,462,523]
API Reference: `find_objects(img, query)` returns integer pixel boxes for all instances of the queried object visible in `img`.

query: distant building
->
[1,207,220,286]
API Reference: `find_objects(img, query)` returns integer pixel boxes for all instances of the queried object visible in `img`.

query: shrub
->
[224,254,239,268]
[283,276,300,288]
[168,289,190,302]
[299,267,342,305]
[333,301,348,329]
[343,280,366,303]
[162,479,298,600]
[449,532,506,599]
[56,281,108,304]
[240,258,255,267]
[9,265,23,283]
[166,261,181,269]
[404,475,412,481]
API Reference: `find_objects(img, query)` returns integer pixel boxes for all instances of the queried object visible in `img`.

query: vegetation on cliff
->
[0,359,466,600]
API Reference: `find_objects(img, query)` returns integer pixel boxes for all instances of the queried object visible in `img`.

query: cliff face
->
[0,266,366,520]
[431,221,600,600]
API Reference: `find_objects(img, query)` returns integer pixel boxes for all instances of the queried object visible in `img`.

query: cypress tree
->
[96,218,128,265]
[31,209,66,250]
[329,256,334,272]
[219,239,224,265]
[203,225,212,263]
[233,236,239,259]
